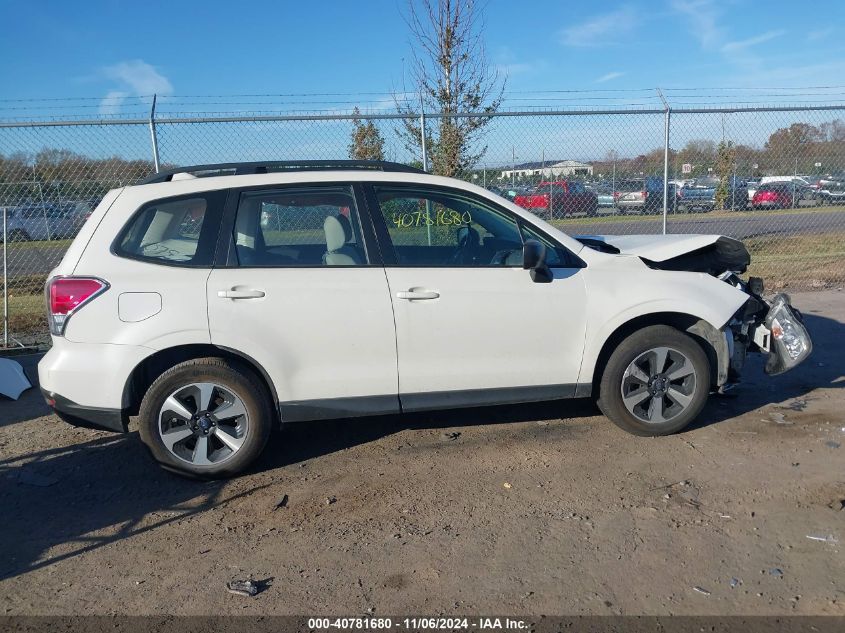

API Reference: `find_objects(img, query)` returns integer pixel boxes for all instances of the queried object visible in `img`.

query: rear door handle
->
[396,290,440,300]
[217,289,266,299]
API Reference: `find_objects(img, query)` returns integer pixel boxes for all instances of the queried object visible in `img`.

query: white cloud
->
[807,27,833,42]
[721,29,785,52]
[670,1,782,72]
[99,90,128,116]
[595,71,624,83]
[493,46,539,77]
[103,60,173,94]
[669,0,723,49]
[98,60,172,115]
[560,7,638,47]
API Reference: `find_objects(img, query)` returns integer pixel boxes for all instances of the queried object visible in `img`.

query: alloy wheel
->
[620,346,697,424]
[157,382,249,466]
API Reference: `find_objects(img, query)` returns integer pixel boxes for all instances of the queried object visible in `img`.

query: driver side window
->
[375,187,523,267]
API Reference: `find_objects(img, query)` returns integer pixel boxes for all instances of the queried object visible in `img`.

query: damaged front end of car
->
[642,236,813,382]
[720,276,813,378]
[580,233,814,386]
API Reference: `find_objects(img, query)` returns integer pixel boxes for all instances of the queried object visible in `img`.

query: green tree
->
[677,139,717,177]
[764,123,822,173]
[395,0,505,177]
[348,107,385,161]
[714,140,736,209]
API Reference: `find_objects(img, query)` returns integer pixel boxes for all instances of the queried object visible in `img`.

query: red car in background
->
[752,182,819,210]
[513,181,598,219]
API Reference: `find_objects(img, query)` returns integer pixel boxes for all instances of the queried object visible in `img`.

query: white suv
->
[38,161,812,478]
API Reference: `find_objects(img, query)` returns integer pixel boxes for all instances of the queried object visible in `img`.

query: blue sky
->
[1,0,844,168]
[2,0,845,116]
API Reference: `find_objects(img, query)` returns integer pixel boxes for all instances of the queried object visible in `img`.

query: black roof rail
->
[138,160,425,184]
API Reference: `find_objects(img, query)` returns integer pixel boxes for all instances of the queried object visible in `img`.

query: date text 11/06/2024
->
[308,617,529,630]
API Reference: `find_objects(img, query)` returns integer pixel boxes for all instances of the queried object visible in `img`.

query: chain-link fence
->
[2,104,845,347]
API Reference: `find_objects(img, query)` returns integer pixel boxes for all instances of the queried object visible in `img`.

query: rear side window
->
[115,193,224,266]
[232,186,367,267]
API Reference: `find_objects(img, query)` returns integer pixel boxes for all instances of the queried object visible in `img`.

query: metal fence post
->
[419,96,432,245]
[657,89,670,235]
[2,205,7,348]
[149,94,161,173]
[419,96,428,172]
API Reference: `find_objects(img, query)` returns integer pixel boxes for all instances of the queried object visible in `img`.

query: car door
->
[206,183,400,421]
[367,183,588,411]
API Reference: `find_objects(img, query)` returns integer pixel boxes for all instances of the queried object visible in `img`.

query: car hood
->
[576,234,733,261]
[576,234,751,274]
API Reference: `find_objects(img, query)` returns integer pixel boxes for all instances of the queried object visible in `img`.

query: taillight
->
[641,191,647,198]
[46,277,109,336]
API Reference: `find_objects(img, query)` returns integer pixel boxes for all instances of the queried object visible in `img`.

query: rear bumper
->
[38,340,151,408]
[616,200,644,209]
[41,387,127,433]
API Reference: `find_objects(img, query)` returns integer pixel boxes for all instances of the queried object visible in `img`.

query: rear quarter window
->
[114,191,226,266]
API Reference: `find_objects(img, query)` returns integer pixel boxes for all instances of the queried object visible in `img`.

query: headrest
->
[324,215,351,251]
[457,225,480,247]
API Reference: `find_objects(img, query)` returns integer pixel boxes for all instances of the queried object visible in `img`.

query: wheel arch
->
[122,344,281,425]
[586,311,729,399]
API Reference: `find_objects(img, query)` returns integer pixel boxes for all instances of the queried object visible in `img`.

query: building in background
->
[499,160,593,180]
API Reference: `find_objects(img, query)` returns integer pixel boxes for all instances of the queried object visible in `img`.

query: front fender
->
[577,266,748,387]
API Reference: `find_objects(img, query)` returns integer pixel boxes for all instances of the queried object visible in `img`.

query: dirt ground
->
[1,290,843,617]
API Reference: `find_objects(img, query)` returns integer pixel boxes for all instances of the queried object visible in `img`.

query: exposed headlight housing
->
[764,293,812,375]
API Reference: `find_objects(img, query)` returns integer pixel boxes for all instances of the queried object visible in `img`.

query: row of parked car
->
[0,200,95,242]
[490,174,845,218]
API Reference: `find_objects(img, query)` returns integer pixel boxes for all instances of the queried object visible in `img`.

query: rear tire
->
[597,325,711,436]
[138,357,273,479]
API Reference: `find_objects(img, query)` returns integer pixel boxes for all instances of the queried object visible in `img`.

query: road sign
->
[753,163,759,169]
[682,163,692,174]
[815,162,822,167]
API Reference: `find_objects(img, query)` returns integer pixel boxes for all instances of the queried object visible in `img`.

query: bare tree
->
[396,0,505,177]
[348,108,385,161]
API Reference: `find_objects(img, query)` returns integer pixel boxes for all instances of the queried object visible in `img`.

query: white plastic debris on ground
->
[0,358,31,400]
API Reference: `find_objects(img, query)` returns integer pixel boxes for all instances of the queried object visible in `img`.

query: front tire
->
[597,326,711,436]
[138,357,273,479]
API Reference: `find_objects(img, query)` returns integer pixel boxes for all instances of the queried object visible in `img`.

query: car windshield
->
[616,180,643,192]
[692,178,719,188]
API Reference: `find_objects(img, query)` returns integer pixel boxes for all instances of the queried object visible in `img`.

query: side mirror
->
[522,239,545,269]
[522,239,552,283]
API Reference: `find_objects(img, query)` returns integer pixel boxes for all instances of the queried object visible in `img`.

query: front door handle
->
[396,290,440,300]
[217,288,266,299]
